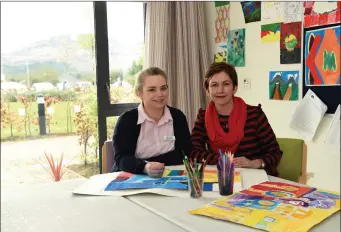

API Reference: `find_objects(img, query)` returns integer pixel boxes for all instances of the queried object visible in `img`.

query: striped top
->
[190,104,283,176]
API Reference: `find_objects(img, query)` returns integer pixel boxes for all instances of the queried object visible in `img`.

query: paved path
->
[1,135,95,188]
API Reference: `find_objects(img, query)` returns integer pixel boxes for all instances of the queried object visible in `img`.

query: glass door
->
[93,2,145,173]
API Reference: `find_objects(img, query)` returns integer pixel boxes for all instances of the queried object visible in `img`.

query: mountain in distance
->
[1,34,143,80]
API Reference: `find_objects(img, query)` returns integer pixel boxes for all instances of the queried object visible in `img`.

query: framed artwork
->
[303,23,341,113]
[280,22,302,64]
[228,28,245,67]
[304,1,340,28]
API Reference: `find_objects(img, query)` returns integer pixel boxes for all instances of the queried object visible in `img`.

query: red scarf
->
[205,96,247,155]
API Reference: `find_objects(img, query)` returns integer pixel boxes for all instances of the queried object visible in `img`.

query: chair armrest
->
[297,172,314,185]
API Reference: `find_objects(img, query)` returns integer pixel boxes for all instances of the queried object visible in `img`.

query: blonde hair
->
[134,67,168,94]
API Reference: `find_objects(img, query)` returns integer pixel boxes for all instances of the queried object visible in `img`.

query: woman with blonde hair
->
[111,67,191,178]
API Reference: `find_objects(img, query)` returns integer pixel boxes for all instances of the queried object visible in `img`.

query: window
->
[107,2,145,104]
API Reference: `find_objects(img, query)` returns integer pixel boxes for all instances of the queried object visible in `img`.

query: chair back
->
[276,138,307,183]
[102,140,114,174]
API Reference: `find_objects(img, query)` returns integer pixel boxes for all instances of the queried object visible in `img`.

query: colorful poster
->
[304,1,341,28]
[261,23,280,43]
[261,2,284,22]
[280,22,302,64]
[283,2,303,23]
[228,28,245,67]
[215,1,230,43]
[261,2,302,23]
[241,1,261,24]
[104,169,242,192]
[214,43,227,63]
[304,25,340,86]
[189,181,340,232]
[269,71,299,101]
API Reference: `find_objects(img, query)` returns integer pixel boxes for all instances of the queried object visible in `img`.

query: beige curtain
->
[145,2,210,129]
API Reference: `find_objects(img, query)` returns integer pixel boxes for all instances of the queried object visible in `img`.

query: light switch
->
[243,78,251,89]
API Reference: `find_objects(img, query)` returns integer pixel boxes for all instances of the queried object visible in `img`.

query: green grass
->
[1,101,76,140]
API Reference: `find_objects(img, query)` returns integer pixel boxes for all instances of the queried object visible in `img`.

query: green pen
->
[194,158,198,177]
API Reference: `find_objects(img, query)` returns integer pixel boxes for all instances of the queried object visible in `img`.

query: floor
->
[1,135,91,188]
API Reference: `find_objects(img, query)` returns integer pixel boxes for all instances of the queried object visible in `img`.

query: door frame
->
[93,2,141,173]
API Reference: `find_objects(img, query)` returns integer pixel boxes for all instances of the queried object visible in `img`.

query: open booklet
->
[72,166,268,198]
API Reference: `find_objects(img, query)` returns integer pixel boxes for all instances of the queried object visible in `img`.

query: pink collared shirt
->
[135,104,175,159]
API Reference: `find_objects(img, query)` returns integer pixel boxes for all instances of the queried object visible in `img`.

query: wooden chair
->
[276,138,313,184]
[101,140,114,174]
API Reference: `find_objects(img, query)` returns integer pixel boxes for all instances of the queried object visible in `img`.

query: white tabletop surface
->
[126,175,340,232]
[1,178,186,232]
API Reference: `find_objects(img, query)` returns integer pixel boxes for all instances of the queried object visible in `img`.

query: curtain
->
[145,2,210,129]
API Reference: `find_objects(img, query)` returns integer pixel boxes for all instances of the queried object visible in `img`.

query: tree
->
[79,72,95,83]
[74,89,97,164]
[110,69,123,83]
[17,95,35,136]
[59,36,75,74]
[127,55,144,77]
[1,100,21,137]
[77,34,96,76]
[124,55,144,87]
[30,66,59,85]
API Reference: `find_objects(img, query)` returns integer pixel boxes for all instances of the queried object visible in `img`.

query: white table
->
[126,174,340,232]
[1,178,187,232]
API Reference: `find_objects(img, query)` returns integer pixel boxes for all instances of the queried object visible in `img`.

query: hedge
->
[2,90,77,102]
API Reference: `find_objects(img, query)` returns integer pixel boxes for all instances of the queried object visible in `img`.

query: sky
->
[1,2,144,54]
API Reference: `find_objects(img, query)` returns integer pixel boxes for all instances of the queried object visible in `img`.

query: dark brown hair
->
[135,67,168,94]
[203,62,238,90]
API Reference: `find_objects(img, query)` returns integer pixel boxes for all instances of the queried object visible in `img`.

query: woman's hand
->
[143,162,165,178]
[233,157,261,169]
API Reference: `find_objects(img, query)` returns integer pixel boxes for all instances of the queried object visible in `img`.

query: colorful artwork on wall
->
[241,1,261,24]
[261,23,280,43]
[261,2,284,22]
[304,1,341,28]
[228,28,245,67]
[282,2,303,23]
[214,43,227,63]
[280,22,302,64]
[215,1,230,43]
[189,181,340,232]
[269,71,299,101]
[304,25,340,86]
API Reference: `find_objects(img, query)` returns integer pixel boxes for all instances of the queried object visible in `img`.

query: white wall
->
[204,2,340,192]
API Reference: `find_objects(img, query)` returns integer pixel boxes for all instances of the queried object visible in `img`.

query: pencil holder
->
[217,168,234,196]
[187,173,204,198]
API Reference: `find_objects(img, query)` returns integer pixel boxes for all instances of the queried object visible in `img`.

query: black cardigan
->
[110,106,192,174]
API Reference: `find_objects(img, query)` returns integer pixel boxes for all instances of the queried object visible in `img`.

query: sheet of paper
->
[238,168,268,189]
[73,167,246,198]
[261,2,284,22]
[283,2,303,23]
[290,89,328,141]
[325,104,340,145]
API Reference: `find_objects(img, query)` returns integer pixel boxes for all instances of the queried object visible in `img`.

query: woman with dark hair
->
[190,62,282,176]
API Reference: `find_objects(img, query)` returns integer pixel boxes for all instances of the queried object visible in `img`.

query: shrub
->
[2,90,77,102]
